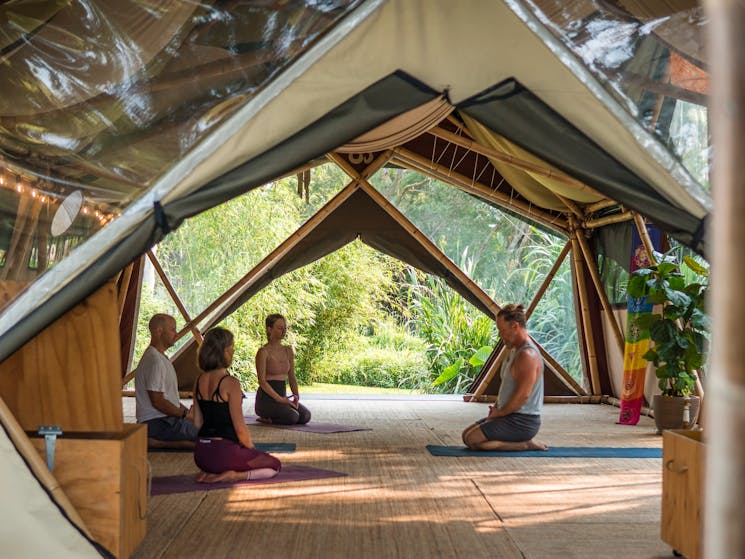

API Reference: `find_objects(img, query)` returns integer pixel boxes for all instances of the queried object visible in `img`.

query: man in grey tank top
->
[462,304,548,451]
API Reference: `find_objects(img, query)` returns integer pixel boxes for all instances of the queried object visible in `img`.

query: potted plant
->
[626,250,709,433]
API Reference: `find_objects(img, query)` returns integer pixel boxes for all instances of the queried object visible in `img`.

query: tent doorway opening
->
[128,164,581,398]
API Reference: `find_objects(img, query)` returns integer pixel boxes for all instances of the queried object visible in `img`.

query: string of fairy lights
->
[0,163,118,228]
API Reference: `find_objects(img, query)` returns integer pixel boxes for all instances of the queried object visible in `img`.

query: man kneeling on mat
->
[462,304,548,451]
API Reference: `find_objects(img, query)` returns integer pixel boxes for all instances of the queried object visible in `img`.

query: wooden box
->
[661,429,705,559]
[29,423,148,558]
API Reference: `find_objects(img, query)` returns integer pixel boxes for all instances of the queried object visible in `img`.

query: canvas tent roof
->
[0,0,710,364]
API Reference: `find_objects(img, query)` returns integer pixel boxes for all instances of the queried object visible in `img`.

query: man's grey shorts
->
[144,416,198,441]
[477,413,541,442]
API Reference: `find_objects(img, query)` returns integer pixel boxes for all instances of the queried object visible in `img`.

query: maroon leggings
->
[194,438,282,474]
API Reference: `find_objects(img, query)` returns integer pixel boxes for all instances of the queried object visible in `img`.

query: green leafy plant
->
[626,251,709,397]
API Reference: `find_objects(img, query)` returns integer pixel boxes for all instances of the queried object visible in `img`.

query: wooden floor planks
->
[124,397,673,559]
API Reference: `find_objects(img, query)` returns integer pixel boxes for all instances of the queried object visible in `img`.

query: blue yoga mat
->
[149,442,296,453]
[426,445,661,458]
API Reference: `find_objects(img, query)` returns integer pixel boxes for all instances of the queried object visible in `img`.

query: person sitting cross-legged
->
[135,314,198,449]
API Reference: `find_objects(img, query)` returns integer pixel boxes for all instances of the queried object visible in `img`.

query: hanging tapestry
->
[617,225,660,425]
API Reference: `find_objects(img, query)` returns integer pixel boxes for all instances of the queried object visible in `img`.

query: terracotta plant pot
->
[652,394,701,434]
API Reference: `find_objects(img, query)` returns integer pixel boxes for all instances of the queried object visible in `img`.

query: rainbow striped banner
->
[618,225,660,425]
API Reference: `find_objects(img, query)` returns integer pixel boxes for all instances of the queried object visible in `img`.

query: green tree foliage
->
[374,169,581,388]
[404,259,497,393]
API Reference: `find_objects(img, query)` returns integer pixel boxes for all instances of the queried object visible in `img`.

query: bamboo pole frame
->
[574,229,625,354]
[428,126,601,196]
[571,230,602,395]
[583,210,633,229]
[331,151,584,399]
[631,212,658,265]
[392,148,569,233]
[585,198,620,214]
[146,250,202,344]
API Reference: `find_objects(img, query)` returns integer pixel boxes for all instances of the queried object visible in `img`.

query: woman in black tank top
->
[192,328,281,483]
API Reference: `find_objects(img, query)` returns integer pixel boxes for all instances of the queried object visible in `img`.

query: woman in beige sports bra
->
[254,314,311,425]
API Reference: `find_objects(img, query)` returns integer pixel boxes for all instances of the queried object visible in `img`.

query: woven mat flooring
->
[124,397,671,559]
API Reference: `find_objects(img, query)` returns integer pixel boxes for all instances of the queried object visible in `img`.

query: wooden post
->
[706,2,745,557]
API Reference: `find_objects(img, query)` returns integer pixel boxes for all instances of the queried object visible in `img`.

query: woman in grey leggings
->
[254,314,311,425]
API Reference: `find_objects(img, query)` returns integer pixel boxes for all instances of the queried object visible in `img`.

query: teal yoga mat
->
[426,445,661,458]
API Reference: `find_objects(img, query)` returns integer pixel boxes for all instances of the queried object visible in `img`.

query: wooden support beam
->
[469,344,508,401]
[535,337,586,396]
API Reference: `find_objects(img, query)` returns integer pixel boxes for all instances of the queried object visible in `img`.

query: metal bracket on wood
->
[37,425,62,472]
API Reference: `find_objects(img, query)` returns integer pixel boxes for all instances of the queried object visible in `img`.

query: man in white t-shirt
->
[135,314,198,448]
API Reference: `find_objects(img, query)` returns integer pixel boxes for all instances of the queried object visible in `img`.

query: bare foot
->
[524,440,549,451]
[196,470,245,483]
[256,417,273,424]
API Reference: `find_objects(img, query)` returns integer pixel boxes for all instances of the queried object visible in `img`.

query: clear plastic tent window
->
[526,0,710,187]
[0,0,359,304]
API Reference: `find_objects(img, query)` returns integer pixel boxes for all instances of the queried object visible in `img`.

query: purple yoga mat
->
[244,415,371,433]
[151,464,347,496]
